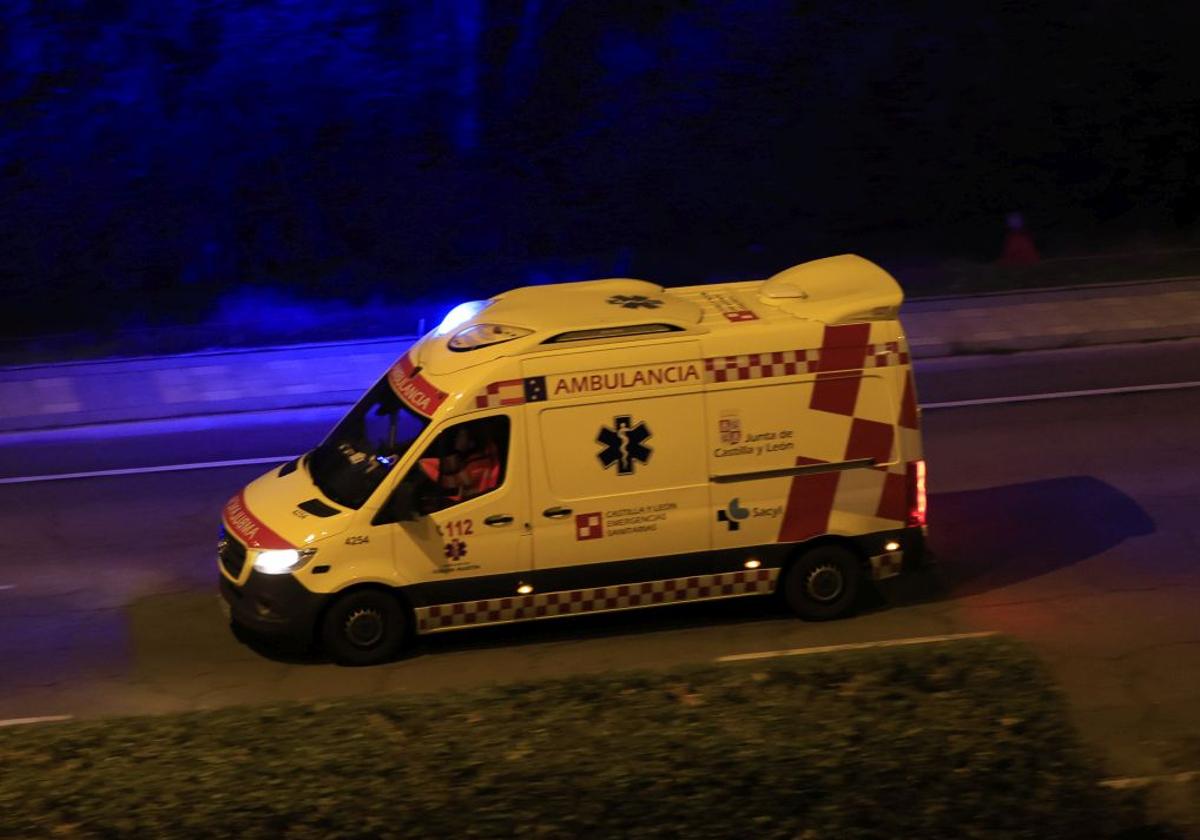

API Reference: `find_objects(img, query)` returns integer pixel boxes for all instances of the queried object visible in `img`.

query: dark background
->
[2,1,1197,340]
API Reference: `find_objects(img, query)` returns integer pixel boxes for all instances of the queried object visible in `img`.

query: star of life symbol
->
[443,539,468,561]
[606,294,663,310]
[596,415,653,475]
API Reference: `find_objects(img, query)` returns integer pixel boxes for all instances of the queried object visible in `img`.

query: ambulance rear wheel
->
[783,544,861,621]
[321,589,406,666]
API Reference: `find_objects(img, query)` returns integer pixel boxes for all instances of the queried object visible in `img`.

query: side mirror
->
[374,480,419,526]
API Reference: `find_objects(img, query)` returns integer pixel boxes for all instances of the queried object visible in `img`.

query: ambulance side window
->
[398,415,510,516]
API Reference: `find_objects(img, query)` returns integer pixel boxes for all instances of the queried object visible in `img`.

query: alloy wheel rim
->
[805,564,844,602]
[344,607,385,648]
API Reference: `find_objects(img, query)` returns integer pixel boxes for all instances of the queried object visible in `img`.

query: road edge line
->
[0,715,74,728]
[923,380,1200,410]
[715,631,999,662]
[0,456,297,485]
[1099,770,1200,790]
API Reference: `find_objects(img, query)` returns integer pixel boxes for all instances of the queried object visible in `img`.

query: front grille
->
[219,537,247,579]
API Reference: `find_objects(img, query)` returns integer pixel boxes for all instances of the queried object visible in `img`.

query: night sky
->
[2,1,1196,337]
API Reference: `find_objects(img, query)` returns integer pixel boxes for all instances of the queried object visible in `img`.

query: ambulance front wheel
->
[783,544,862,621]
[320,588,407,666]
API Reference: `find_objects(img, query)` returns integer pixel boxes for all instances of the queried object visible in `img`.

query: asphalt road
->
[1,339,1198,827]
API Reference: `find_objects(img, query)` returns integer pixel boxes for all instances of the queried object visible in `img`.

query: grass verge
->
[0,637,1174,838]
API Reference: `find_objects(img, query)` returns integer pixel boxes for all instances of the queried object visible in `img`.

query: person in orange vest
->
[999,211,1040,266]
[419,424,501,504]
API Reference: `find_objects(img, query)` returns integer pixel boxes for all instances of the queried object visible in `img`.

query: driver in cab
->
[419,424,501,505]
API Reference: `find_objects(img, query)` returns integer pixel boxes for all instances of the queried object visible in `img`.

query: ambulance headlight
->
[252,548,318,575]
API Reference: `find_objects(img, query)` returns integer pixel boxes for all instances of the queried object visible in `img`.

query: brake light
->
[907,459,927,527]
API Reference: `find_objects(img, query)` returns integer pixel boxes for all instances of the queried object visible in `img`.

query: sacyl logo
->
[717,498,750,531]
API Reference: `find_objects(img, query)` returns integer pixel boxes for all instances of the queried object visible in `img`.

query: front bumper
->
[219,569,329,641]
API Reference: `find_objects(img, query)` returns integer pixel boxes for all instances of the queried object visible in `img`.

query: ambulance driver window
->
[399,416,510,515]
[309,377,430,509]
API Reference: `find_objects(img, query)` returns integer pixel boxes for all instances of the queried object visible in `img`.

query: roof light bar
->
[448,323,533,351]
[436,300,491,336]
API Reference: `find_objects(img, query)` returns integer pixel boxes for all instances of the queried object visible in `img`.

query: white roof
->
[416,254,902,375]
[755,254,903,324]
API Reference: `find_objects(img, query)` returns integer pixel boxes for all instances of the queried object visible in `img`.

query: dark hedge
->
[0,637,1170,838]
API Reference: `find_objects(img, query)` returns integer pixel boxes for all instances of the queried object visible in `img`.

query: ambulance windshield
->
[309,377,430,509]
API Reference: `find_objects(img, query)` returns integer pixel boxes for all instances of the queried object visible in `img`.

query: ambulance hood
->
[223,457,353,550]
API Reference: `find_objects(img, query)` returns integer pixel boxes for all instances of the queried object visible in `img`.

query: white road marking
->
[0,715,74,728]
[923,379,1200,410]
[715,631,999,662]
[1099,770,1200,790]
[0,584,15,591]
[0,456,296,486]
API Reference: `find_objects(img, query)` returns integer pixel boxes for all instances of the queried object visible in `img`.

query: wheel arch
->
[779,533,870,583]
[778,536,866,621]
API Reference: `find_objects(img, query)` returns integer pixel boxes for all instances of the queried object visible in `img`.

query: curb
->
[0,340,412,433]
[2,279,1198,433]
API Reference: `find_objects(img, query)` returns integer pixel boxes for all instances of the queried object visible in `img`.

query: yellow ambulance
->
[218,254,927,664]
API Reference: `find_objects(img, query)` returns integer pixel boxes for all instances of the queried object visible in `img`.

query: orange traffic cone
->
[998,211,1040,266]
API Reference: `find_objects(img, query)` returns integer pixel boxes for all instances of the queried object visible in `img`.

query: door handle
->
[542,506,573,519]
[484,514,514,527]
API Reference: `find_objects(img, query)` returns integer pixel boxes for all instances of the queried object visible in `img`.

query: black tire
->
[320,588,407,666]
[782,544,862,621]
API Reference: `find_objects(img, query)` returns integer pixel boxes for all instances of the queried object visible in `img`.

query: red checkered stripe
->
[862,341,909,369]
[474,378,525,409]
[705,349,819,383]
[705,342,904,383]
[871,550,905,579]
[775,323,919,543]
[414,568,779,633]
[472,341,909,401]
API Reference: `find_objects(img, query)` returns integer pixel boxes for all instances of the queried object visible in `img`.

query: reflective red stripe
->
[777,456,840,543]
[222,491,292,549]
[809,324,871,416]
[876,470,908,522]
[388,354,449,416]
[899,371,919,429]
[814,323,872,369]
[809,373,862,415]
[844,417,894,463]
